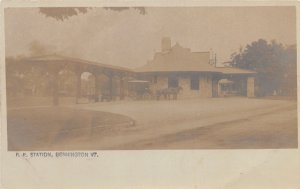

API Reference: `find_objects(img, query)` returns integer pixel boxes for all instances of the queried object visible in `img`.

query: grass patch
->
[7,107,135,150]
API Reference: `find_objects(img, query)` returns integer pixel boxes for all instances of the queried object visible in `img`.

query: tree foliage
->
[39,7,146,21]
[230,39,297,96]
[39,7,89,21]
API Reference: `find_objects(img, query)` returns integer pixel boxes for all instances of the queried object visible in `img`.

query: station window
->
[168,76,179,88]
[190,76,199,90]
[153,76,158,84]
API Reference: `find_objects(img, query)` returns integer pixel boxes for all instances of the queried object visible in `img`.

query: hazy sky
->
[5,7,296,68]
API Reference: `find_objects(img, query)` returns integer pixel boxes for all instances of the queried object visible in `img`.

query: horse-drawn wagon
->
[127,80,153,100]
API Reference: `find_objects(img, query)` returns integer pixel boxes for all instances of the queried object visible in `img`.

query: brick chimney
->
[161,37,171,53]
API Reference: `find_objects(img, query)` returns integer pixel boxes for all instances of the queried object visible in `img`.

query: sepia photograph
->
[4,6,297,151]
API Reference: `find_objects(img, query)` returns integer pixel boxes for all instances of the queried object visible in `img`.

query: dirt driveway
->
[64,97,298,149]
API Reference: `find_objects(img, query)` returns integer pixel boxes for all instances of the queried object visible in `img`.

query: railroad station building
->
[135,37,256,99]
[6,38,257,106]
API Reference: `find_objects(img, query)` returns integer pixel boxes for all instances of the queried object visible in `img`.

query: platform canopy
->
[20,54,132,72]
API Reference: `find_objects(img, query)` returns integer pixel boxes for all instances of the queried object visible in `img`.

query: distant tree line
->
[230,39,297,97]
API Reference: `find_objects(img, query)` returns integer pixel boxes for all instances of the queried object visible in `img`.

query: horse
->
[156,86,183,100]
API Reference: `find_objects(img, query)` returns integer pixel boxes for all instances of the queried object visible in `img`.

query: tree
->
[230,39,297,96]
[39,7,146,21]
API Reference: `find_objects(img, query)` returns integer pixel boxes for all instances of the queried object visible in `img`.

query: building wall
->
[137,73,254,99]
[178,76,200,99]
[247,76,255,97]
[149,73,213,99]
[200,74,213,98]
[149,75,168,92]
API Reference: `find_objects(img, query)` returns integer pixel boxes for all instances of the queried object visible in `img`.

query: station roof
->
[11,50,255,75]
[135,43,255,75]
[21,54,132,72]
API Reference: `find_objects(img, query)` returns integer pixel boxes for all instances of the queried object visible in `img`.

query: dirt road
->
[66,98,297,149]
[7,98,298,150]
